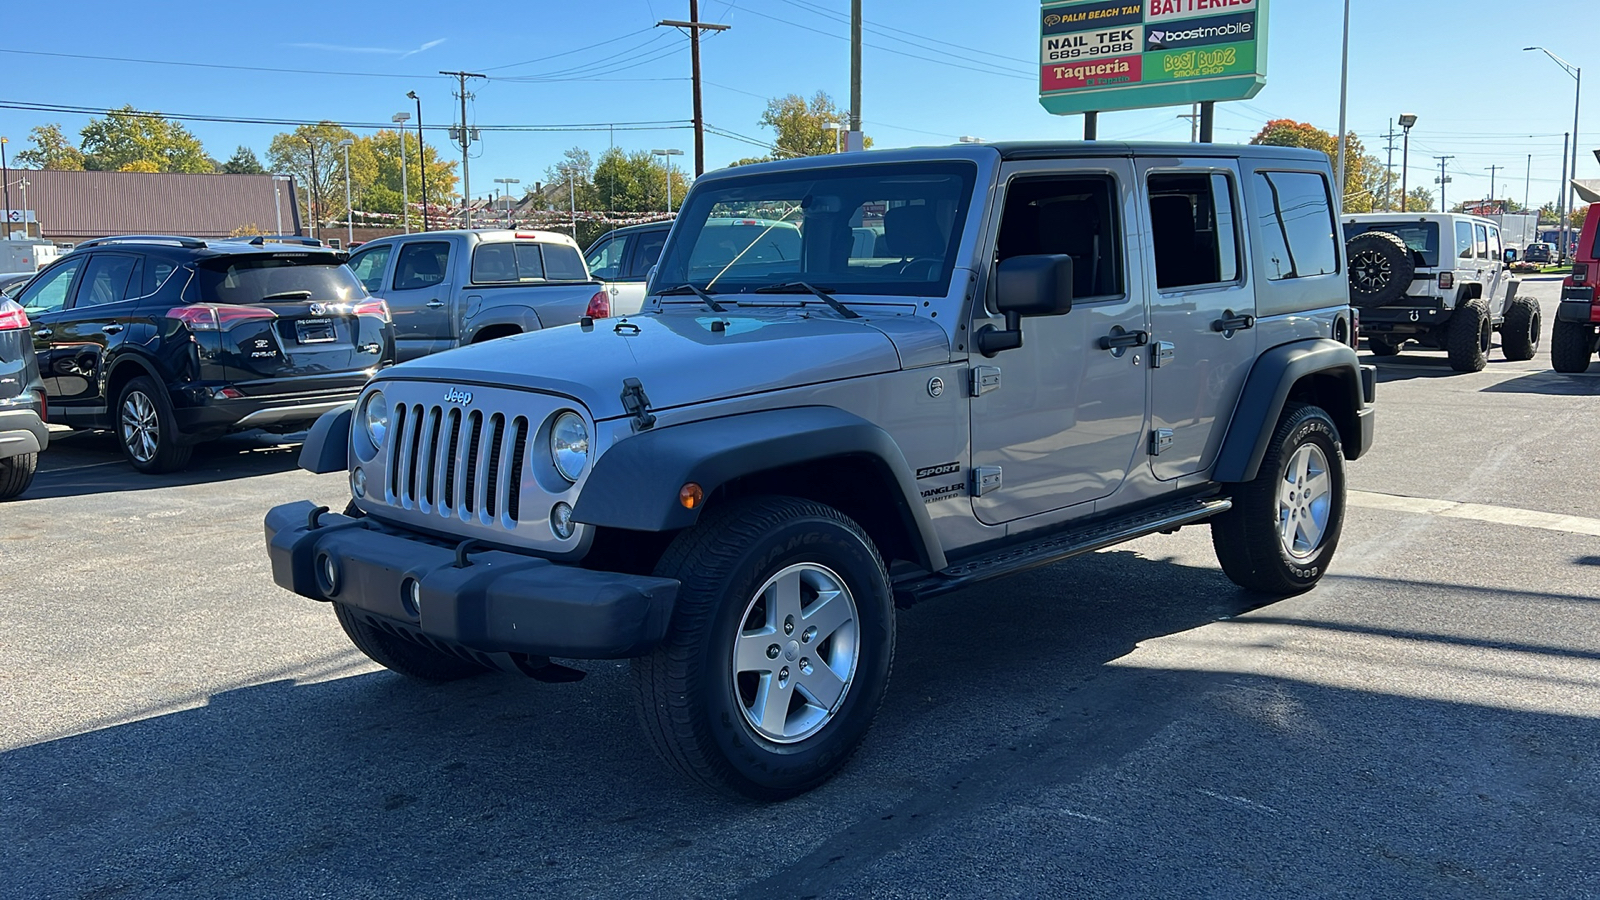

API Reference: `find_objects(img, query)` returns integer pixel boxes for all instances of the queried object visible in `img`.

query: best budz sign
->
[1039,0,1268,115]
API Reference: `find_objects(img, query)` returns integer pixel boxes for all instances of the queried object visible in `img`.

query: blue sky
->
[1,0,1595,210]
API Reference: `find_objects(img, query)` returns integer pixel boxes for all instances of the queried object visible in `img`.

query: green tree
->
[1403,186,1435,213]
[1249,118,1383,213]
[1538,201,1559,224]
[1573,205,1589,229]
[267,123,372,232]
[731,91,873,166]
[12,124,85,170]
[348,129,457,230]
[222,145,266,175]
[79,106,211,173]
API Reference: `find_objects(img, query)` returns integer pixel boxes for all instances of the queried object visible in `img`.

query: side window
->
[1488,226,1502,262]
[16,258,83,314]
[1474,224,1490,260]
[1250,171,1339,281]
[1455,221,1474,260]
[995,174,1122,299]
[541,244,588,281]
[347,245,392,294]
[584,235,626,280]
[1147,171,1240,290]
[624,230,668,280]
[470,243,518,283]
[392,241,450,291]
[73,254,141,308]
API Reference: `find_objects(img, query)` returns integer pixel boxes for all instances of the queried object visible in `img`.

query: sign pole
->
[1199,102,1214,143]
[1084,111,1097,141]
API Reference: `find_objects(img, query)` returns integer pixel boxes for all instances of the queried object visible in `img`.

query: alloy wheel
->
[731,563,860,743]
[1277,443,1332,560]
[121,391,160,463]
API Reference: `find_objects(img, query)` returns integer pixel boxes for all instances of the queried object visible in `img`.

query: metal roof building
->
[1,169,302,244]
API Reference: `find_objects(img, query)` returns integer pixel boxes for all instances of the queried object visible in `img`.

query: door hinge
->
[1149,428,1174,456]
[1152,341,1175,368]
[970,365,1001,397]
[971,466,1002,497]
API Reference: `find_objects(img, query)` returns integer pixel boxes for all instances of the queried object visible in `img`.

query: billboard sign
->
[1039,0,1269,116]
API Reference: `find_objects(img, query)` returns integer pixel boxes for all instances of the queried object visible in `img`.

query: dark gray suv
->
[0,296,48,499]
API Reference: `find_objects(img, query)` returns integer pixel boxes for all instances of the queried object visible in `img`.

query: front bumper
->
[265,501,679,659]
[0,406,48,460]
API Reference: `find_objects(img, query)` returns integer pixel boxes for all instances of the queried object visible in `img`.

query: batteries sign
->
[1039,0,1268,116]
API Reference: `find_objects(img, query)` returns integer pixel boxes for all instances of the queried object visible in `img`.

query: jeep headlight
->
[360,390,389,448]
[550,411,589,482]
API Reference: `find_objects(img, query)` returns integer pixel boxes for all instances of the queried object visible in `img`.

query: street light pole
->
[1,137,10,241]
[651,149,683,212]
[271,174,290,236]
[304,137,320,241]
[1398,114,1418,213]
[18,178,28,238]
[493,178,520,228]
[393,112,412,234]
[1335,0,1351,208]
[408,91,428,232]
[1525,47,1581,260]
[339,138,355,247]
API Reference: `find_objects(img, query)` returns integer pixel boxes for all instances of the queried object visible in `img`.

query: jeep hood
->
[379,309,948,419]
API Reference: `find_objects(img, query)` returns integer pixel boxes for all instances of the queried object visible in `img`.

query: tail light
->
[585,290,611,319]
[0,299,28,331]
[1438,272,1454,290]
[35,389,47,423]
[167,305,277,331]
[1574,263,1588,285]
[350,299,391,322]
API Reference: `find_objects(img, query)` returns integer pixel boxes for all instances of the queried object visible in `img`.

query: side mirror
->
[976,254,1074,357]
[1504,248,1517,263]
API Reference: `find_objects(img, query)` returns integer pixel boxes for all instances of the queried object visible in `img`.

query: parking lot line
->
[1350,490,1600,537]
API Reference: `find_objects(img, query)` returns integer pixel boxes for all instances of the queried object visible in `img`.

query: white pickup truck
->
[346,229,607,361]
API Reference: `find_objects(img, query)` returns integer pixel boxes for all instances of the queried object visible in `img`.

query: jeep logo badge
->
[444,387,473,405]
[927,376,945,398]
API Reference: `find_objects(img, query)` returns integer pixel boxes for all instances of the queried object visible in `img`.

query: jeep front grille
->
[387,401,531,525]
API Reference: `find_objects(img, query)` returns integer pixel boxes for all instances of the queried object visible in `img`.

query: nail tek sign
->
[1039,0,1268,115]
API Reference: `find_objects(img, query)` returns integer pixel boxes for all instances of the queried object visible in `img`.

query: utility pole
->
[658,4,729,176]
[1525,153,1532,213]
[441,70,486,228]
[1434,155,1455,212]
[1178,105,1200,143]
[1485,165,1503,212]
[1381,120,1400,210]
[1558,132,1570,257]
[849,0,862,151]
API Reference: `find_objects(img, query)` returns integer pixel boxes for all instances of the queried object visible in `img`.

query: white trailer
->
[0,240,59,272]
[1489,214,1538,252]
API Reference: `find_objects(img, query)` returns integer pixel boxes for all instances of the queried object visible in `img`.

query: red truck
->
[1552,204,1599,372]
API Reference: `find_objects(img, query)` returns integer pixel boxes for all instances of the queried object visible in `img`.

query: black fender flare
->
[572,406,947,572]
[298,403,356,474]
[1213,339,1366,483]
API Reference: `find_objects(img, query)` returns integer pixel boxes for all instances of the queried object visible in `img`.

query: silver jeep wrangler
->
[266,142,1376,799]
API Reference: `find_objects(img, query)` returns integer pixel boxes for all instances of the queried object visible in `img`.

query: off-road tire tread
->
[632,495,891,799]
[1366,335,1402,357]
[117,377,194,474]
[0,451,37,500]
[1500,296,1541,361]
[1550,320,1595,373]
[333,602,491,682]
[1212,402,1345,595]
[1446,299,1490,373]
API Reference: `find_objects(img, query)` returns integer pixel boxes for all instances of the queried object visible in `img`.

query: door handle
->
[425,300,445,308]
[1212,312,1256,333]
[1098,328,1149,350]
[102,323,124,334]
[35,327,53,339]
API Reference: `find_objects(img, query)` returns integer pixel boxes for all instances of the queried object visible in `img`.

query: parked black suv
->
[0,296,48,498]
[12,235,395,473]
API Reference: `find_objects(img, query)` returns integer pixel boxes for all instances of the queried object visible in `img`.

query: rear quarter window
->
[541,244,588,281]
[1250,171,1339,281]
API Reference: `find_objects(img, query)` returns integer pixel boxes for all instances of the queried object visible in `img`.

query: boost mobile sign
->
[1039,0,1268,116]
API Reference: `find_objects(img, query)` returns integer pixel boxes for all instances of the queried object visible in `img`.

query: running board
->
[894,497,1232,606]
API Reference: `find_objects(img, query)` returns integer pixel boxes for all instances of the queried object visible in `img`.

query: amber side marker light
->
[679,483,704,509]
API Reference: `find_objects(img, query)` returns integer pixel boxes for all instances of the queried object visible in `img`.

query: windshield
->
[652,161,977,298]
[1343,221,1440,267]
[193,255,365,304]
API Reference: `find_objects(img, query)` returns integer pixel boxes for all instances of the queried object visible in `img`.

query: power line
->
[0,99,690,133]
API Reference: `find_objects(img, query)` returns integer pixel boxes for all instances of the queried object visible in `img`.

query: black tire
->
[1212,403,1346,595]
[115,376,193,473]
[0,452,37,500]
[1551,320,1596,373]
[1345,230,1415,308]
[633,496,894,800]
[1366,335,1403,357]
[333,602,493,682]
[1500,296,1541,362]
[1446,298,1491,373]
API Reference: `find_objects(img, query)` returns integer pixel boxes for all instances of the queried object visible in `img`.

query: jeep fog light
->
[351,467,366,499]
[550,502,575,539]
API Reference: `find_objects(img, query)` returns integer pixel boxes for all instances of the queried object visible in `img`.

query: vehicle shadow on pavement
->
[25,430,306,500]
[1479,370,1600,396]
[4,553,1597,898]
[1366,355,1462,383]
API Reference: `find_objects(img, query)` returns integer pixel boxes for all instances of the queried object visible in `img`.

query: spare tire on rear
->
[1345,230,1415,308]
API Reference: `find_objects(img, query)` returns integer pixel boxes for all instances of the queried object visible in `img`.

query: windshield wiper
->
[260,290,314,301]
[753,281,860,319]
[658,283,726,313]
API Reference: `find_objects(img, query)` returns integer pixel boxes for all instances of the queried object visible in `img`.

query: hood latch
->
[621,377,656,432]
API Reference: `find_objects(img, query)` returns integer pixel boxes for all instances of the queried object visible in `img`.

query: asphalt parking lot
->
[3,277,1597,899]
